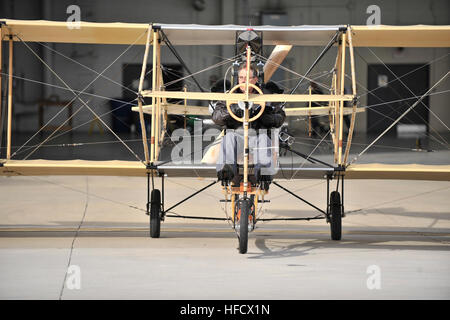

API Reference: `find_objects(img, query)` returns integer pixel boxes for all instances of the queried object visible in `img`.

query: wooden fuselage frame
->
[134,27,357,208]
[138,27,358,167]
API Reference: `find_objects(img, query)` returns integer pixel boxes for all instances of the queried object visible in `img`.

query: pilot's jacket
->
[209,80,285,179]
[210,81,286,130]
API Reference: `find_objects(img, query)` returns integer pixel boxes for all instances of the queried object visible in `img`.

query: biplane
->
[0,20,449,253]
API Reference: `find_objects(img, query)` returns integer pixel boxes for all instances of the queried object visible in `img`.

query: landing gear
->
[146,169,218,240]
[233,194,257,254]
[326,173,344,241]
[149,189,161,238]
[329,191,342,240]
[236,198,254,254]
[238,199,249,254]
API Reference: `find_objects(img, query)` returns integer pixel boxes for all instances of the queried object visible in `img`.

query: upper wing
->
[0,20,342,45]
[0,19,149,45]
[2,20,449,47]
[351,25,450,47]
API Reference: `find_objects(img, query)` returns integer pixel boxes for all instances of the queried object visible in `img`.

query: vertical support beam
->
[243,105,249,195]
[6,36,13,160]
[343,26,357,165]
[243,46,251,195]
[137,26,152,165]
[308,85,312,137]
[146,172,151,214]
[326,175,330,218]
[245,45,251,100]
[329,73,337,148]
[338,32,346,166]
[334,38,342,164]
[150,28,159,163]
[0,27,3,152]
[341,175,345,217]
[161,173,165,213]
[183,86,187,129]
[157,65,167,152]
[154,36,161,160]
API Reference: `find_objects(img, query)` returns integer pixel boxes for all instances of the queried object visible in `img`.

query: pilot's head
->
[238,63,258,93]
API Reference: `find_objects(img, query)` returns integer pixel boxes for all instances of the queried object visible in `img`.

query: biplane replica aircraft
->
[0,20,449,253]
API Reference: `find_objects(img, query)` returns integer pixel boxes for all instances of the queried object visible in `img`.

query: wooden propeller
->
[263,45,292,83]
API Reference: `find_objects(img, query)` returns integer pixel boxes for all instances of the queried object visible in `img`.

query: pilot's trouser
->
[216,129,275,179]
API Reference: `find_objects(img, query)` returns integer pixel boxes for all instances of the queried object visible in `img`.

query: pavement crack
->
[58,176,89,300]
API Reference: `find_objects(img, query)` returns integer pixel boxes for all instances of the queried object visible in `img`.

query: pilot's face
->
[238,68,257,93]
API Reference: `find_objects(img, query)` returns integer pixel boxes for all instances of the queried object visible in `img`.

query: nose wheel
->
[237,198,250,254]
[234,196,256,254]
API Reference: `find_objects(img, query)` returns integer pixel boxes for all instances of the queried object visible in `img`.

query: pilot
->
[211,63,286,185]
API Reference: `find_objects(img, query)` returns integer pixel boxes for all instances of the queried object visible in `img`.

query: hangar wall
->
[1,0,449,135]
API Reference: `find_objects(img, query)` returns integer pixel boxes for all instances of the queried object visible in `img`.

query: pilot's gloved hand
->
[249,104,261,118]
[259,102,286,128]
[263,104,275,114]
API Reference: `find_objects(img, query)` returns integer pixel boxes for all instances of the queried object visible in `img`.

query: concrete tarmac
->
[0,175,449,299]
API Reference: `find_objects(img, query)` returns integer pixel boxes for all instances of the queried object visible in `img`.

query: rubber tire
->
[150,189,161,238]
[239,199,250,254]
[330,191,342,240]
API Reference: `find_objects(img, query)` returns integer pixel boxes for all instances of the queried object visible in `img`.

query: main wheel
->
[329,191,342,240]
[150,189,161,238]
[238,199,250,254]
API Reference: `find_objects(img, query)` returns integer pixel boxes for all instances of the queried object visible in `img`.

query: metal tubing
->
[341,174,345,217]
[160,30,205,92]
[283,145,334,168]
[146,172,151,214]
[326,175,330,217]
[161,174,165,213]
[163,181,217,214]
[287,31,339,96]
[273,181,326,215]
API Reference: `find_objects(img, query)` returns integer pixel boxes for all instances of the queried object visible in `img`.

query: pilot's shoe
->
[248,174,257,186]
[259,175,272,191]
[254,166,272,182]
[231,174,242,187]
[217,164,234,181]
